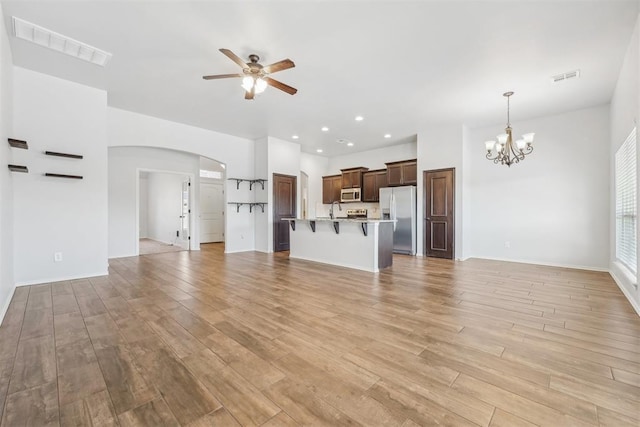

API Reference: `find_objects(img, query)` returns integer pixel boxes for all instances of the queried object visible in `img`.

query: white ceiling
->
[1,1,637,157]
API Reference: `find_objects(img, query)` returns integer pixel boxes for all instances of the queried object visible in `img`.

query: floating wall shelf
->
[45,173,83,180]
[8,164,28,173]
[228,202,267,213]
[228,178,267,190]
[45,151,83,159]
[8,138,28,149]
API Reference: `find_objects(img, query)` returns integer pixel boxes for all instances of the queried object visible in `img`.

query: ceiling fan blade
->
[264,77,297,95]
[262,59,295,74]
[244,89,255,100]
[219,48,248,69]
[202,73,243,80]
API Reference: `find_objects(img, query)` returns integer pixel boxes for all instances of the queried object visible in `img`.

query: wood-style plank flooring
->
[0,244,639,426]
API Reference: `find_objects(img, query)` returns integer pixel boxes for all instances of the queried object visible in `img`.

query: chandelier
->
[485,91,534,167]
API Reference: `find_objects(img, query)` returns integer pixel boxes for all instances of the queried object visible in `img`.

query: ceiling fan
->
[203,48,297,100]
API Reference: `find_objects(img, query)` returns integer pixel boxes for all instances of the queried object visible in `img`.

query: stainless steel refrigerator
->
[380,186,417,255]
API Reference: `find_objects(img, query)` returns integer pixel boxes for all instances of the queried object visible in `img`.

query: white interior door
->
[200,181,224,243]
[179,178,191,250]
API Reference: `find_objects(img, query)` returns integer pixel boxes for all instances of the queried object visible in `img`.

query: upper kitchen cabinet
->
[362,169,388,202]
[386,159,417,186]
[341,167,369,189]
[322,174,343,204]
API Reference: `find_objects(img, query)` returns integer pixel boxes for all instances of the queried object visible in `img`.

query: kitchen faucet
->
[329,201,342,219]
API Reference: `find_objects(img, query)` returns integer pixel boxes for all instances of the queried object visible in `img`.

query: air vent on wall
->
[12,16,112,66]
[551,69,581,83]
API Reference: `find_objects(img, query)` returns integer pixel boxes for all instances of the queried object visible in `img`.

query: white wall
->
[108,146,199,258]
[107,107,255,253]
[267,137,301,252]
[254,137,268,252]
[326,141,417,174]
[417,125,464,258]
[461,125,473,260]
[300,152,328,218]
[147,172,186,244]
[0,6,14,320]
[610,14,639,313]
[12,67,108,285]
[466,105,610,270]
[139,174,149,238]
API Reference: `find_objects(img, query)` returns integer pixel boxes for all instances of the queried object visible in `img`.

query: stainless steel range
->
[346,208,367,219]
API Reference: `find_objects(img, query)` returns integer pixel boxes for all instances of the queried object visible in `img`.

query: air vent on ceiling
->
[12,16,112,66]
[551,69,581,83]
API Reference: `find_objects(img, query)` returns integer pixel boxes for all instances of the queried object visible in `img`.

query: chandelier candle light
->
[485,91,534,167]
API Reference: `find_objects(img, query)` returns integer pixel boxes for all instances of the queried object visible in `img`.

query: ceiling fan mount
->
[203,48,297,100]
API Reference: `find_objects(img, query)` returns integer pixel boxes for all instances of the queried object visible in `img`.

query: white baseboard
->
[609,268,640,317]
[225,248,259,254]
[467,256,609,272]
[0,285,16,326]
[15,270,109,287]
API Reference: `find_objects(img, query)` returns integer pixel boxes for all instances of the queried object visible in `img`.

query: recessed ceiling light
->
[384,134,391,139]
[355,116,364,121]
[321,126,329,132]
[12,17,112,66]
[347,142,354,147]
[316,149,323,153]
[292,135,299,140]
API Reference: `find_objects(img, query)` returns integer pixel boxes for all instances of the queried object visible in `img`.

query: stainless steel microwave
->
[340,188,361,203]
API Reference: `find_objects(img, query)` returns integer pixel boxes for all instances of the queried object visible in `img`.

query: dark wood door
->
[424,168,454,259]
[273,174,297,252]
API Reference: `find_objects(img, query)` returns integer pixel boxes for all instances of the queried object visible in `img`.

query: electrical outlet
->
[504,241,510,248]
[54,252,63,262]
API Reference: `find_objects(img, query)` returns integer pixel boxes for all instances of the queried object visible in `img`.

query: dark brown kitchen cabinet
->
[386,159,417,186]
[322,174,342,204]
[362,169,388,202]
[341,167,368,189]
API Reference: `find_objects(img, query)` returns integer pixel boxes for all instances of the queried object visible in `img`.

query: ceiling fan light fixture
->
[204,49,297,99]
[255,78,267,94]
[241,76,254,92]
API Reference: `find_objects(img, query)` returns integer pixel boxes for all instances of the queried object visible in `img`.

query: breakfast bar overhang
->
[282,218,396,272]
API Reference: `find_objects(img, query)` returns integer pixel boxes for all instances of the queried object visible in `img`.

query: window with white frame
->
[615,127,637,274]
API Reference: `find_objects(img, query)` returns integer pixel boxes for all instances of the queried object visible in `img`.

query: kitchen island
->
[282,218,395,272]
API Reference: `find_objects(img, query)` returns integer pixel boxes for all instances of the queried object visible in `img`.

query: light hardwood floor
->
[0,244,639,426]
